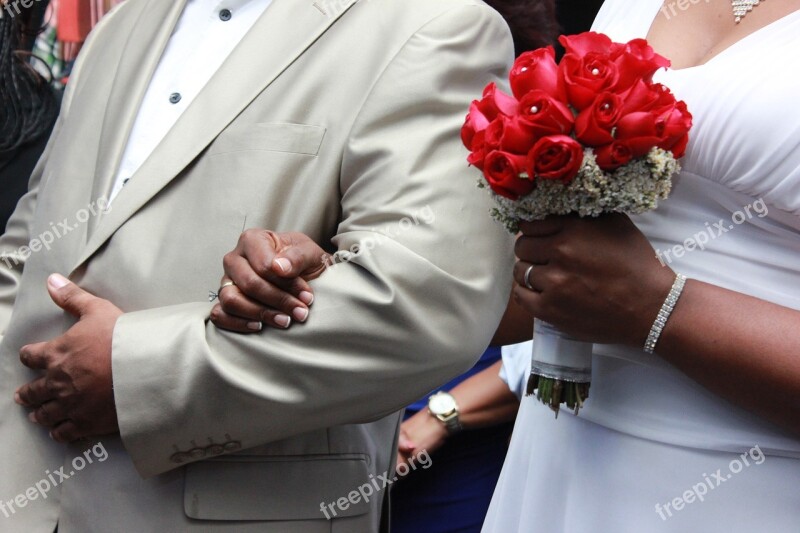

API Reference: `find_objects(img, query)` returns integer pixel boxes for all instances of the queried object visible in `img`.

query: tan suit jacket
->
[0,0,514,530]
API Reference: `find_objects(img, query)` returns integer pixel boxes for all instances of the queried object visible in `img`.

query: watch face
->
[429,393,456,415]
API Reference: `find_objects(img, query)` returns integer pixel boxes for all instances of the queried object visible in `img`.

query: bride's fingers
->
[210,304,265,333]
[210,304,298,333]
[512,283,544,319]
[216,284,297,328]
[514,261,544,293]
[222,254,310,319]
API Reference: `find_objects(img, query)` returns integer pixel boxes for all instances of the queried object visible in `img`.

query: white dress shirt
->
[109,0,274,203]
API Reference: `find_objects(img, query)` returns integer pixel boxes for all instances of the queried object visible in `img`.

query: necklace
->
[732,0,765,23]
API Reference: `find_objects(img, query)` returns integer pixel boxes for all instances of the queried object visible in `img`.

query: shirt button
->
[169,92,182,104]
[219,9,232,21]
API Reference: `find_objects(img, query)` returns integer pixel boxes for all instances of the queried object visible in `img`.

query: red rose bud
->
[558,31,617,57]
[509,46,566,101]
[518,90,576,138]
[467,130,489,170]
[615,111,664,158]
[655,101,693,158]
[615,39,670,89]
[595,141,633,171]
[618,81,676,116]
[560,52,621,111]
[476,82,519,120]
[485,115,540,155]
[575,92,622,147]
[527,135,584,183]
[484,151,535,200]
[461,101,491,150]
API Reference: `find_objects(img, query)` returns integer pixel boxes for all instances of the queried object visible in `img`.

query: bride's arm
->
[512,214,800,436]
[657,280,800,435]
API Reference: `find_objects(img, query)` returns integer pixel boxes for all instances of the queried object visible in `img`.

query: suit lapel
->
[87,0,189,235]
[73,0,357,273]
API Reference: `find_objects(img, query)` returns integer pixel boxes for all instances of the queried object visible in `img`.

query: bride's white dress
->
[483,2,800,531]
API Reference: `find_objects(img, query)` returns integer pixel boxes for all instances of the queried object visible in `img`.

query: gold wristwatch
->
[427,391,462,434]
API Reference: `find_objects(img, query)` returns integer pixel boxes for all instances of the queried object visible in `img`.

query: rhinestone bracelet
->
[643,273,687,354]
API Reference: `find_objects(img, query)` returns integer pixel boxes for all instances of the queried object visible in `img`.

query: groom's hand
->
[15,274,122,443]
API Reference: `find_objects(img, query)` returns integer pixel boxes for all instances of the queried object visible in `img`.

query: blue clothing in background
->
[391,346,513,533]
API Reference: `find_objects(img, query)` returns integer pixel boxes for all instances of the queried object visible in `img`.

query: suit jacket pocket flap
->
[207,123,326,156]
[184,455,370,521]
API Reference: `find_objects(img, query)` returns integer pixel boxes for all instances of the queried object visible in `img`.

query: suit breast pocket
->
[207,122,327,157]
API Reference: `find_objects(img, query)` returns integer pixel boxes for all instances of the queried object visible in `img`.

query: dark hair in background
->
[484,0,559,55]
[485,0,606,56]
[555,0,604,36]
[0,5,58,154]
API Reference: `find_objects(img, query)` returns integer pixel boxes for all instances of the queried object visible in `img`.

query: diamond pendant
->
[732,0,764,23]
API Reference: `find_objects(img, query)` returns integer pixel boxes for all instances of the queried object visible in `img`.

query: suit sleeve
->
[0,18,96,342]
[112,5,517,478]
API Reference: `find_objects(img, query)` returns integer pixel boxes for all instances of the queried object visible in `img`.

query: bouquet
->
[461,32,692,416]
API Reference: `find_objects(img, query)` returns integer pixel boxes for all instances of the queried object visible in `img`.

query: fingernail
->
[274,314,292,328]
[274,258,291,273]
[48,273,69,290]
[247,322,263,332]
[28,412,37,423]
[299,291,314,305]
[293,307,309,322]
[13,392,22,405]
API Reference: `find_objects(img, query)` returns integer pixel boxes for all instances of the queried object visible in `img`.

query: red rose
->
[615,100,692,159]
[559,32,619,57]
[484,116,540,155]
[518,90,575,139]
[476,82,519,120]
[654,100,692,158]
[618,81,676,115]
[527,135,584,183]
[574,92,622,147]
[461,101,491,150]
[595,141,633,171]
[467,130,489,170]
[558,33,671,106]
[483,151,535,200]
[509,46,566,101]
[614,112,663,158]
[615,39,670,89]
[559,51,620,111]
[462,84,520,164]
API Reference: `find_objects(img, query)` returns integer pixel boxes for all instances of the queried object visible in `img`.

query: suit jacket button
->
[170,452,188,464]
[223,441,242,452]
[189,448,207,459]
[206,444,225,456]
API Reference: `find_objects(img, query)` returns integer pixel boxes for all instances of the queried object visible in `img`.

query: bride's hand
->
[512,213,676,346]
[210,230,330,333]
